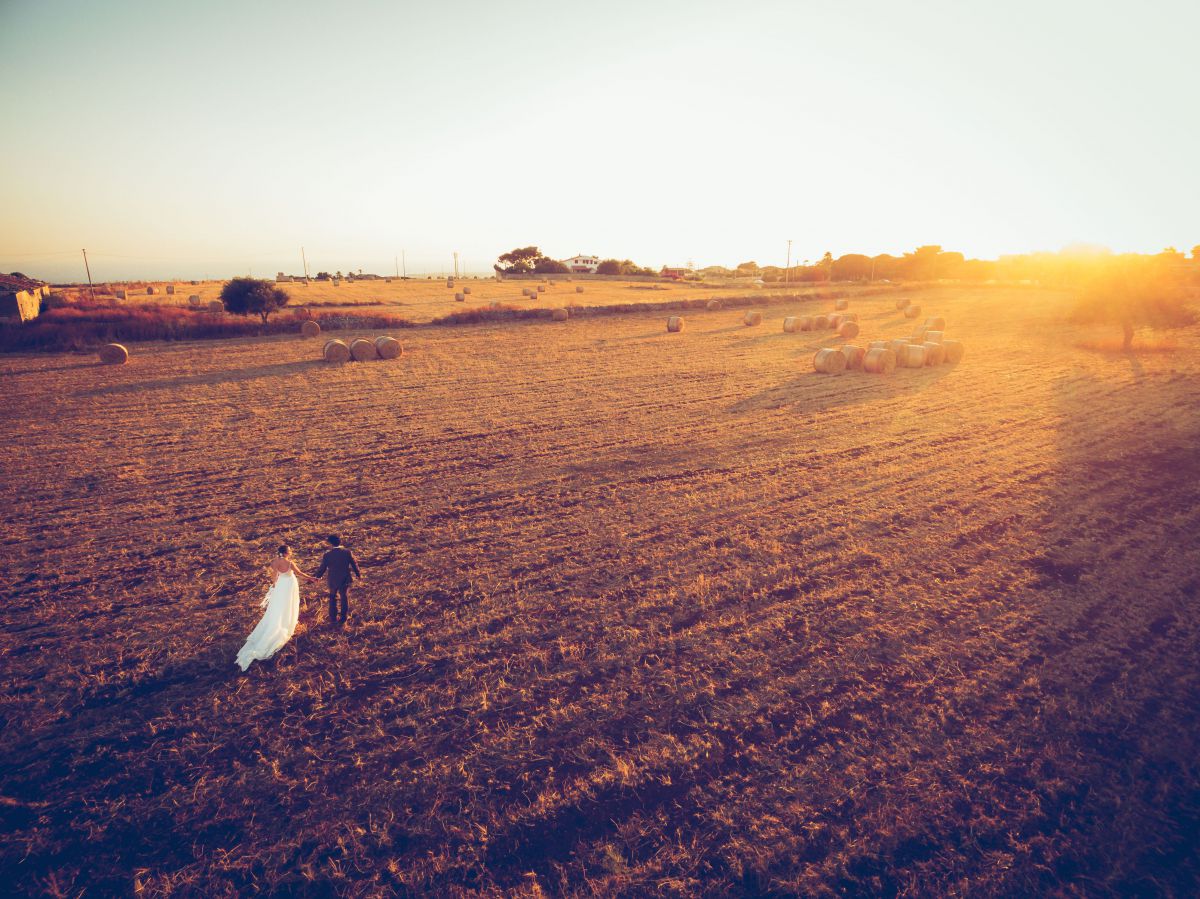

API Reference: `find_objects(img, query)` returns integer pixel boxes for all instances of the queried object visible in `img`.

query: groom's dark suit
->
[315,546,361,626]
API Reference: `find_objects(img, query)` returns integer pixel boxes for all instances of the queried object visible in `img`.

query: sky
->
[1,0,1197,282]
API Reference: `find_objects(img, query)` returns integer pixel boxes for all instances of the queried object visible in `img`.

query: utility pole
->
[301,246,310,283]
[453,251,459,278]
[401,250,406,278]
[394,255,400,278]
[785,239,792,286]
[81,249,95,302]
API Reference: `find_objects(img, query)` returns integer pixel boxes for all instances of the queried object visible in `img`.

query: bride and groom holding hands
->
[236,535,362,672]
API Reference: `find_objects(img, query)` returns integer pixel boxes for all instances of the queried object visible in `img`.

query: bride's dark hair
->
[277,544,290,556]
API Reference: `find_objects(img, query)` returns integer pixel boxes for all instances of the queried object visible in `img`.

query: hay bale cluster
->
[323,334,404,363]
[813,309,964,375]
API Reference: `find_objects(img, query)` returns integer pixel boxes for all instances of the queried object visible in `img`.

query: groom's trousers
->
[328,578,350,625]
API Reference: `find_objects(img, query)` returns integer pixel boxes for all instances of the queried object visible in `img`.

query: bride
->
[236,545,316,671]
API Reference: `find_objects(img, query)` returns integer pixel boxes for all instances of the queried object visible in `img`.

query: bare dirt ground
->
[2,287,1198,896]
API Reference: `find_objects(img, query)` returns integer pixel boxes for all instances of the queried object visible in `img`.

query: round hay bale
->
[666,316,685,333]
[903,305,921,318]
[799,316,815,331]
[923,330,944,344]
[446,280,455,288]
[829,314,844,329]
[115,289,127,300]
[146,286,156,295]
[187,295,201,306]
[350,338,378,362]
[165,285,176,295]
[922,341,947,365]
[911,326,928,343]
[900,343,928,368]
[576,286,584,293]
[375,336,403,359]
[98,343,128,365]
[813,314,830,330]
[537,285,546,292]
[522,288,533,297]
[838,320,860,339]
[706,299,722,311]
[943,339,965,364]
[743,310,763,327]
[323,339,351,363]
[455,292,465,302]
[840,344,866,369]
[551,308,569,321]
[301,320,321,338]
[887,338,909,356]
[813,348,847,374]
[207,300,223,313]
[863,347,897,374]
[463,287,472,294]
[925,316,946,330]
[332,279,340,286]
[782,316,801,333]
[896,297,910,310]
[842,311,859,322]
[834,298,848,311]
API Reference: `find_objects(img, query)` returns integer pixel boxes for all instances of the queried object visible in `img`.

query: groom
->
[314,534,361,627]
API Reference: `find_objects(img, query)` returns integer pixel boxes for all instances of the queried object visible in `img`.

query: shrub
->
[220,277,290,323]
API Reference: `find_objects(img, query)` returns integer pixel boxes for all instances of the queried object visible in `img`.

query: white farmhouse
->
[562,254,600,274]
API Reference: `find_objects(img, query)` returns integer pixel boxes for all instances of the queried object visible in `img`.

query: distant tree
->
[902,245,943,280]
[831,254,872,281]
[220,277,290,323]
[735,261,759,277]
[619,260,657,276]
[315,271,331,281]
[495,246,542,274]
[820,251,834,280]
[335,270,343,279]
[596,259,622,275]
[1071,256,1194,350]
[533,257,569,274]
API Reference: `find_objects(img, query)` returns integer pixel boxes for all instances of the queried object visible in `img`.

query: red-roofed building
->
[0,274,50,322]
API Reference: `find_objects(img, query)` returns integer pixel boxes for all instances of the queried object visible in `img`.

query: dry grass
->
[1,288,1199,896]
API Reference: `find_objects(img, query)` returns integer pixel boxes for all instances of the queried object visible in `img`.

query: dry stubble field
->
[114,277,786,322]
[2,287,1199,896]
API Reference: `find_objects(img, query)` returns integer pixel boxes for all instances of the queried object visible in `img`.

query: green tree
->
[533,257,569,274]
[596,259,622,275]
[735,261,759,276]
[494,246,542,274]
[1071,256,1194,350]
[220,277,290,323]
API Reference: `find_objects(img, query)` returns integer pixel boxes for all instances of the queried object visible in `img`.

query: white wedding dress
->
[236,571,301,671]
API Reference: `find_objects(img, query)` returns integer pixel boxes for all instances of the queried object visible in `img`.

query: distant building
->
[0,274,49,322]
[563,255,600,274]
[660,267,691,280]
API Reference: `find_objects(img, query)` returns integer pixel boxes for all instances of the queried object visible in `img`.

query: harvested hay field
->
[1,288,1199,896]
[84,277,889,325]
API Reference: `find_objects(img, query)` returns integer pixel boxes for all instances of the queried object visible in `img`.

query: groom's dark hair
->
[327,535,341,546]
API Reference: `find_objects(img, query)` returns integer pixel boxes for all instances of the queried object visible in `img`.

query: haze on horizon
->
[1,0,1197,283]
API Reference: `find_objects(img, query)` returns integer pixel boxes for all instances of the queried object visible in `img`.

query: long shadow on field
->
[74,359,324,396]
[986,361,1200,893]
[727,362,954,415]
